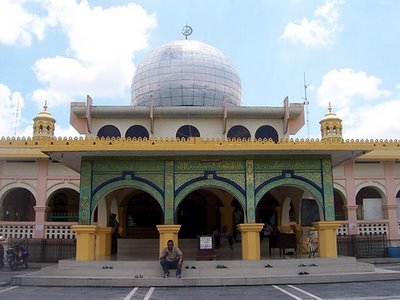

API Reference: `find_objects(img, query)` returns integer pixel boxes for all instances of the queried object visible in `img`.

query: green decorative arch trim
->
[255,177,323,209]
[91,179,164,213]
[174,179,246,211]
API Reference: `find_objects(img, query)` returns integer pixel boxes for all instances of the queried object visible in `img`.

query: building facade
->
[0,39,399,260]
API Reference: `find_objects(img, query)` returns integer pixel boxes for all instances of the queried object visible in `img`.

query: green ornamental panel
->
[78,160,93,225]
[322,158,335,220]
[174,160,246,192]
[91,159,165,195]
[164,160,175,225]
[77,155,334,226]
[254,158,323,188]
[245,160,255,222]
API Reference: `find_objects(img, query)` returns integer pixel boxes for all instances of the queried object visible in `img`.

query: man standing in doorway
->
[160,240,183,278]
[109,213,119,254]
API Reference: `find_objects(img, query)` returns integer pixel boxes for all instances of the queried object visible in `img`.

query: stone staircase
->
[12,256,400,287]
[11,238,400,287]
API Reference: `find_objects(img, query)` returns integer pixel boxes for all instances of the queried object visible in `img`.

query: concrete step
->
[11,257,400,287]
[117,238,242,260]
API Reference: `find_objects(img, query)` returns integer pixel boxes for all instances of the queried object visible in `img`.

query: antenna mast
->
[303,72,310,138]
[14,99,21,136]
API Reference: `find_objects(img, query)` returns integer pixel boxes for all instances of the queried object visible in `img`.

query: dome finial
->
[181,25,193,40]
[328,101,332,113]
[43,100,48,111]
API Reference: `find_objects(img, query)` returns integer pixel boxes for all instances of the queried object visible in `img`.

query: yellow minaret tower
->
[319,102,343,141]
[33,101,56,138]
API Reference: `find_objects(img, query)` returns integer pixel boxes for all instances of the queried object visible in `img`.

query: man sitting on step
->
[160,240,183,278]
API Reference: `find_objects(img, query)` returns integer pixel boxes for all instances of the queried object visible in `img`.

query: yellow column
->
[156,224,181,257]
[291,224,303,253]
[237,223,264,260]
[313,221,342,258]
[95,227,113,258]
[219,206,235,232]
[71,225,97,261]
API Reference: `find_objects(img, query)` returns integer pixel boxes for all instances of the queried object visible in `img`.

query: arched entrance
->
[175,187,245,260]
[91,187,164,258]
[124,191,163,238]
[2,188,36,221]
[176,189,222,238]
[256,192,279,226]
[256,185,323,230]
[92,187,164,237]
[334,189,346,221]
[47,188,79,222]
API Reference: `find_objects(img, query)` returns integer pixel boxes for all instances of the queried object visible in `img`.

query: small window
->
[227,125,251,139]
[97,125,121,138]
[176,125,200,140]
[126,125,149,139]
[255,125,278,142]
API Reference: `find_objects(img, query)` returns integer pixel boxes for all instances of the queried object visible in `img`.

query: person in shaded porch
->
[220,225,234,250]
[160,240,183,278]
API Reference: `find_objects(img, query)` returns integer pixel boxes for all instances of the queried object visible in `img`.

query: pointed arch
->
[91,179,164,214]
[174,179,246,217]
[255,177,324,214]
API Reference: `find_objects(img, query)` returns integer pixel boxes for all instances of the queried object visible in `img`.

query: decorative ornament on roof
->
[319,102,343,142]
[33,100,56,138]
[181,25,193,40]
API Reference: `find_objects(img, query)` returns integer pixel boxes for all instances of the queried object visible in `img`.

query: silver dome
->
[131,40,242,107]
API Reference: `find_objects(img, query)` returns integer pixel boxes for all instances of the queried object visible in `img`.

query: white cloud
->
[0,0,48,46]
[281,0,344,47]
[396,84,400,97]
[316,68,398,139]
[343,100,400,139]
[30,1,156,106]
[0,84,25,137]
[317,69,391,109]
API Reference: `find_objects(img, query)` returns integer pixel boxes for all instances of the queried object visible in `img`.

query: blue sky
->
[0,0,399,139]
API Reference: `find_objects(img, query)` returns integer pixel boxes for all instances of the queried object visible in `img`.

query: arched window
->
[396,189,400,218]
[227,125,251,139]
[97,125,121,138]
[255,125,279,142]
[125,125,149,139]
[176,125,200,140]
[356,187,382,220]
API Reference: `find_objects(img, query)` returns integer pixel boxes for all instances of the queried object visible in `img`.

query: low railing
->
[0,223,35,238]
[45,224,76,239]
[7,238,76,262]
[337,233,388,258]
[0,222,77,239]
[357,221,388,235]
[47,213,78,222]
[337,223,348,235]
[125,227,158,238]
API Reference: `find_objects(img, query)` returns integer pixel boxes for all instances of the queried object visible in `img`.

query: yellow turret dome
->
[33,102,56,138]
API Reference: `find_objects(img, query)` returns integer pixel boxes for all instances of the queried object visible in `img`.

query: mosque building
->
[0,32,399,261]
